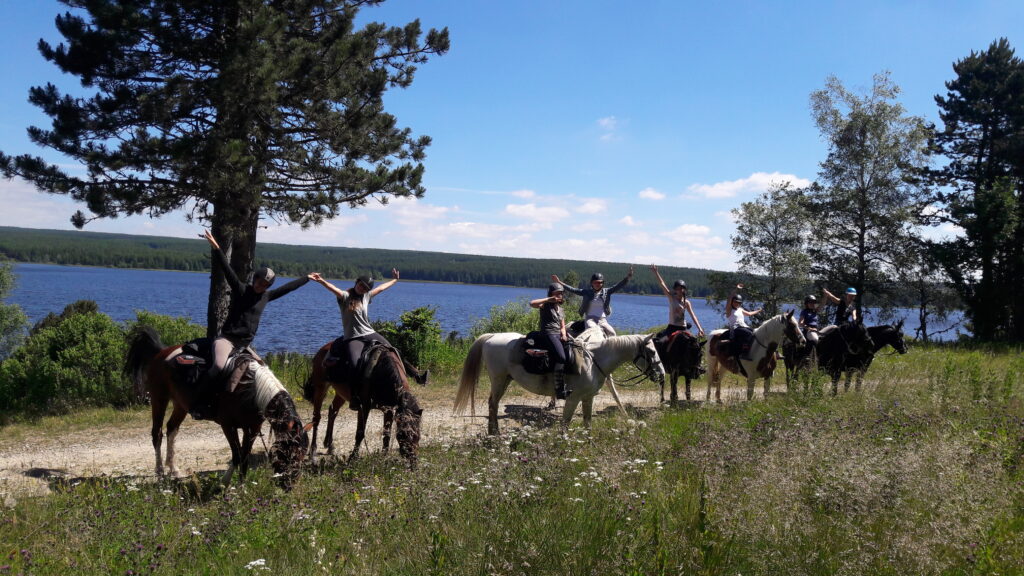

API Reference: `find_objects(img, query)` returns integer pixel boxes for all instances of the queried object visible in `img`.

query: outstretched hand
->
[627,265,634,277]
[200,229,220,250]
[392,268,400,280]
[308,272,323,283]
[551,274,561,284]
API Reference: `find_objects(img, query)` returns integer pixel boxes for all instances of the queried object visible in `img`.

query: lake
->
[7,263,964,352]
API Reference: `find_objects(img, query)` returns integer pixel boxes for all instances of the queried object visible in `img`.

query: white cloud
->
[510,189,536,199]
[639,187,666,200]
[576,199,607,214]
[620,215,637,226]
[597,116,620,142]
[671,223,712,236]
[570,221,602,233]
[505,203,571,223]
[687,171,811,199]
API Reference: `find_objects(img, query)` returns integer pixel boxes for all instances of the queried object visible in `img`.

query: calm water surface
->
[8,263,963,352]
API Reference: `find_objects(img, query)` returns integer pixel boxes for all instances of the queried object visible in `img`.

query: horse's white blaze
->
[252,363,287,415]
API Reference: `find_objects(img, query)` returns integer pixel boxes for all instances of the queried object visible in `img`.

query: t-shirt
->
[667,296,687,326]
[799,308,819,329]
[586,294,606,319]
[337,290,375,339]
[539,303,564,335]
[727,307,748,330]
[835,300,854,324]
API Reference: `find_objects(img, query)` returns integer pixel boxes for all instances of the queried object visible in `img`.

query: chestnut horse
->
[125,327,309,488]
[302,341,423,467]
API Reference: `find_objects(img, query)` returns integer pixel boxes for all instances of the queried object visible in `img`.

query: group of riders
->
[191,227,864,416]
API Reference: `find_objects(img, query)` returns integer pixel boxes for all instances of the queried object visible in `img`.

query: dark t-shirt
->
[834,300,854,325]
[214,248,308,346]
[799,309,819,329]
[539,303,564,335]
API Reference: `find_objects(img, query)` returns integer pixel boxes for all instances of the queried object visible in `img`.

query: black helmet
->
[547,282,564,295]
[590,273,604,283]
[355,275,374,290]
[673,279,687,290]
[804,294,817,304]
[732,293,744,304]
[253,267,276,287]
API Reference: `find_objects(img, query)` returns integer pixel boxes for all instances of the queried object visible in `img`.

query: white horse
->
[705,312,804,403]
[454,333,665,435]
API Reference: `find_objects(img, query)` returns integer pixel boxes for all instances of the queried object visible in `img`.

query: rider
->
[798,294,821,346]
[726,284,762,361]
[196,229,314,419]
[530,283,570,399]
[823,286,858,325]
[551,266,633,337]
[309,270,429,391]
[650,264,705,339]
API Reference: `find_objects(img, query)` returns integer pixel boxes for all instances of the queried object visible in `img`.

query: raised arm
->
[203,230,244,295]
[370,269,400,297]
[266,274,310,301]
[309,273,347,299]
[607,265,634,294]
[650,264,670,296]
[550,274,583,295]
[821,288,840,304]
[685,300,705,336]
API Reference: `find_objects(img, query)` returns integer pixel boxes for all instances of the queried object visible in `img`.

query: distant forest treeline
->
[0,227,717,296]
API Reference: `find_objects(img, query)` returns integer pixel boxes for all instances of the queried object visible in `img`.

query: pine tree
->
[0,0,448,335]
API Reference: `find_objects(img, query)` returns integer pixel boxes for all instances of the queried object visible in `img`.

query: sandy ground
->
[0,380,759,502]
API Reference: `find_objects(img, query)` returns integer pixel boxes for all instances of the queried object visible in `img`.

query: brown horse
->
[654,330,706,404]
[125,327,309,488]
[302,341,423,467]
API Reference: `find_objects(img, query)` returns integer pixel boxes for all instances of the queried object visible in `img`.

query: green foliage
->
[470,299,538,337]
[0,310,128,414]
[128,310,204,347]
[373,306,443,368]
[30,299,99,335]
[0,260,27,359]
[928,38,1024,341]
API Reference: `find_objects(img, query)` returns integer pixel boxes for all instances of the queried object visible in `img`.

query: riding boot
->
[190,364,221,420]
[554,364,567,400]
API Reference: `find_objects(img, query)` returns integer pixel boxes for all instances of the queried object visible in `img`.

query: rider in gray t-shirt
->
[310,269,428,385]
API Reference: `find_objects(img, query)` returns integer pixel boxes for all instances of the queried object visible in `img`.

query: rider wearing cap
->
[726,284,762,360]
[551,266,634,337]
[198,229,314,418]
[530,283,570,398]
[310,269,428,386]
[798,294,821,346]
[650,264,705,338]
[822,286,858,325]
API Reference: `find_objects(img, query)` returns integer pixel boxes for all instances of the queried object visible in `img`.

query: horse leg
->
[221,426,241,486]
[684,377,692,403]
[325,393,345,456]
[150,396,168,477]
[844,371,852,393]
[307,389,325,463]
[669,373,678,406]
[382,408,395,453]
[238,428,258,479]
[487,375,510,436]
[561,396,583,430]
[855,370,864,392]
[349,407,370,461]
[764,376,771,398]
[581,396,594,428]
[163,405,187,478]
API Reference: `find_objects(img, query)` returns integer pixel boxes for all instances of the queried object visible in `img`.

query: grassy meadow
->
[2,343,1024,575]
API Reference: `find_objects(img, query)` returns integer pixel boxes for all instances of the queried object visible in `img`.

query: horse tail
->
[454,333,493,416]
[124,326,164,401]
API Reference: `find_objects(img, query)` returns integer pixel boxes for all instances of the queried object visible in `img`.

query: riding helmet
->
[591,273,604,283]
[673,279,687,290]
[804,294,817,304]
[845,287,857,295]
[356,275,374,290]
[732,293,744,304]
[253,267,276,287]
[548,282,564,295]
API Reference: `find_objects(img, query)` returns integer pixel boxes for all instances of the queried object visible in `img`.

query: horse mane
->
[251,363,288,415]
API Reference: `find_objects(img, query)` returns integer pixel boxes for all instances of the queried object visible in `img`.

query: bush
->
[374,306,442,367]
[129,310,204,346]
[470,299,537,337]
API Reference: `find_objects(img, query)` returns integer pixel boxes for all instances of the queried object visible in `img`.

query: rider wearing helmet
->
[197,229,314,419]
[550,266,634,337]
[650,264,705,338]
[822,286,858,325]
[726,284,762,360]
[310,269,429,390]
[530,282,570,398]
[799,294,821,346]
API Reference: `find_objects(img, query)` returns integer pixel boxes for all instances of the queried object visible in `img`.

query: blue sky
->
[1,1,1021,271]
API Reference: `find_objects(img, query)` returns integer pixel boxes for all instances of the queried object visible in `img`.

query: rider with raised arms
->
[551,266,633,337]
[822,286,858,325]
[726,284,762,361]
[197,229,314,419]
[650,264,705,338]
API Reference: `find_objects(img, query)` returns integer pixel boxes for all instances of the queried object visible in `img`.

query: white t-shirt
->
[727,307,747,330]
[586,295,606,319]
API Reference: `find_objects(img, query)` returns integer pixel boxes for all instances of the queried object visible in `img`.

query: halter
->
[592,338,663,386]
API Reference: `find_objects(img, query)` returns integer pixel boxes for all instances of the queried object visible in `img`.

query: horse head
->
[637,335,667,387]
[269,409,310,490]
[396,392,423,469]
[783,310,806,348]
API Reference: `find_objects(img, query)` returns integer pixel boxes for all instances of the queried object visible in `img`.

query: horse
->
[124,327,310,489]
[653,330,705,405]
[454,333,665,435]
[818,321,908,394]
[783,321,875,389]
[705,312,805,403]
[302,341,423,467]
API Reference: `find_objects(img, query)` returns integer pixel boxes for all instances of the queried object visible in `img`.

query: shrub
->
[129,310,204,346]
[0,260,27,360]
[374,306,443,367]
[470,299,537,337]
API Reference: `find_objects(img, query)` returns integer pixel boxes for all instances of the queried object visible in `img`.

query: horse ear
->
[643,334,654,343]
[895,319,904,331]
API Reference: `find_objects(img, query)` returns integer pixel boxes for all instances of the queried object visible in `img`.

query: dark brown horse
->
[302,341,423,467]
[125,327,309,488]
[654,330,706,404]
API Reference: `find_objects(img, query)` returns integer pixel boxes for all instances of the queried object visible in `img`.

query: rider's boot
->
[190,364,222,420]
[554,364,568,400]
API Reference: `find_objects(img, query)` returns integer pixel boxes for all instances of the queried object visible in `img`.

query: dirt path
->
[3,384,721,501]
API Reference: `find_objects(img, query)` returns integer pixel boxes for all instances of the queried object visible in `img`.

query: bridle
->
[591,338,664,386]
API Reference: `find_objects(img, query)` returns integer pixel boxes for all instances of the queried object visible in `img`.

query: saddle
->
[324,338,403,410]
[516,332,582,376]
[174,338,260,420]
